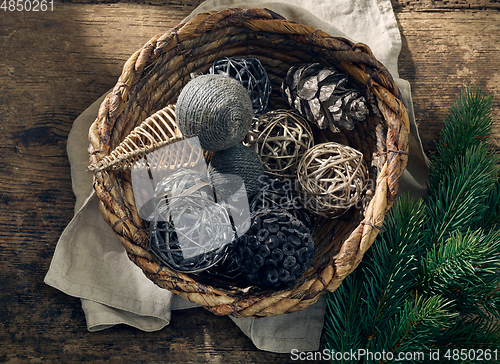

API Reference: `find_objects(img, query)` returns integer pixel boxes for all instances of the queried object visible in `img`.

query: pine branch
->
[364,196,426,342]
[430,86,494,178]
[425,87,499,245]
[481,180,500,230]
[419,229,500,319]
[425,145,499,246]
[436,315,500,351]
[379,295,458,357]
[324,196,426,358]
[322,87,500,358]
[324,267,369,359]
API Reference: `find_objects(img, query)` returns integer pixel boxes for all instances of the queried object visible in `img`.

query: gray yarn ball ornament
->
[208,144,264,201]
[176,74,253,152]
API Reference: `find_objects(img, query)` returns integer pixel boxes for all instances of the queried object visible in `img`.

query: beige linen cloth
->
[45,0,429,354]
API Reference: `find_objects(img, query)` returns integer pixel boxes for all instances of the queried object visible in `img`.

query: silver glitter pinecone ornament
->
[281,63,369,132]
[176,74,253,151]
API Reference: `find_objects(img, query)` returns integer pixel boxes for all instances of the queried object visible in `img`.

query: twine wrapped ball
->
[296,142,369,218]
[245,109,314,178]
[209,56,272,116]
[149,168,234,273]
[208,143,264,201]
[176,74,253,152]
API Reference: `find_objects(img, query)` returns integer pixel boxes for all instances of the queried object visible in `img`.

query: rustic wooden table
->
[1,1,499,363]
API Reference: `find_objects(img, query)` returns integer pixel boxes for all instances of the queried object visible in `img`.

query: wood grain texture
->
[392,0,500,11]
[0,0,499,362]
[0,3,326,363]
[396,11,500,151]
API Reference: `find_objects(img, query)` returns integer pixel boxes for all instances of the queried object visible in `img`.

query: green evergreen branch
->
[425,146,499,246]
[436,316,500,351]
[481,180,500,230]
[364,197,426,345]
[324,196,426,360]
[322,87,500,360]
[419,229,500,318]
[381,295,457,358]
[431,86,494,177]
[324,268,368,359]
[426,87,499,244]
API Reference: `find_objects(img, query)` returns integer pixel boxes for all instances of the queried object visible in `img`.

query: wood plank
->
[0,3,326,363]
[396,11,500,151]
[392,0,500,11]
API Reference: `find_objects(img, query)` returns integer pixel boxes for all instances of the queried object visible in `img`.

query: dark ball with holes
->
[250,175,316,233]
[234,208,315,289]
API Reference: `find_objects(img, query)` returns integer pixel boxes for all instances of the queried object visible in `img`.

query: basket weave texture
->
[88,7,409,318]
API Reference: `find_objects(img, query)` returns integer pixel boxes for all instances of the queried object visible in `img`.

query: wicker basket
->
[88,8,409,318]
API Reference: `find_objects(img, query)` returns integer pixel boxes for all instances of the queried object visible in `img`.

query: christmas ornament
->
[88,104,183,172]
[281,63,369,132]
[131,137,208,221]
[234,209,315,288]
[250,175,315,233]
[296,142,369,218]
[152,166,213,202]
[245,109,314,178]
[208,143,264,201]
[149,168,234,273]
[176,74,253,151]
[209,56,272,116]
[202,243,242,280]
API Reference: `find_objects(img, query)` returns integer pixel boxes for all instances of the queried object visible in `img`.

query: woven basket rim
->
[88,7,410,318]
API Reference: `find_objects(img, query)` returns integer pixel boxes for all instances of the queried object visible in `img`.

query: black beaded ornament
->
[234,209,315,289]
[149,168,234,273]
[209,57,272,116]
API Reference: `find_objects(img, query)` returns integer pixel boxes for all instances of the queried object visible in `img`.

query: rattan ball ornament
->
[234,209,315,288]
[245,109,314,178]
[208,143,264,201]
[202,244,242,280]
[176,74,253,152]
[149,168,234,273]
[296,142,369,218]
[152,167,214,202]
[209,56,272,116]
